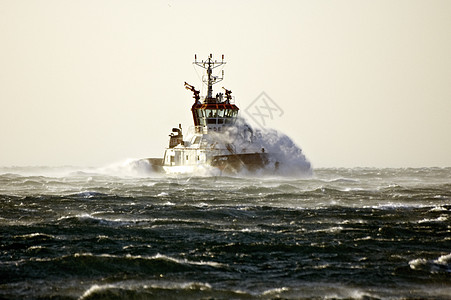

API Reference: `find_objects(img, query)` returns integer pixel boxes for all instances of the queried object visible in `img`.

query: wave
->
[13,232,59,241]
[418,214,449,223]
[79,281,252,300]
[208,117,312,177]
[92,158,158,177]
[13,252,227,278]
[55,213,152,228]
[77,281,451,300]
[409,252,451,273]
[67,191,111,199]
[0,159,157,178]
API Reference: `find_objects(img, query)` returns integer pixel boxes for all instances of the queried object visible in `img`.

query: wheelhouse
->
[191,103,239,131]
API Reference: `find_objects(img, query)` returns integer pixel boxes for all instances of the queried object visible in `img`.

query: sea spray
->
[2,119,312,178]
[0,160,157,179]
[93,158,156,177]
[208,117,312,176]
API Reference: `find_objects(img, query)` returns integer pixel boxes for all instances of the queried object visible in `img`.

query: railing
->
[199,96,235,104]
[187,126,208,135]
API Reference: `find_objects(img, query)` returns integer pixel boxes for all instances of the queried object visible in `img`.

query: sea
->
[0,164,450,299]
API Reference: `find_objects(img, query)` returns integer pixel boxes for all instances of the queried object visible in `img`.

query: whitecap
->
[418,214,448,223]
[152,253,226,268]
[313,226,344,233]
[94,158,156,178]
[26,245,45,252]
[79,284,116,300]
[261,287,290,295]
[14,232,56,239]
[434,253,451,265]
[409,258,428,269]
[429,205,448,212]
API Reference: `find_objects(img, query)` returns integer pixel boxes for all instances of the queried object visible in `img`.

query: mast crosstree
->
[193,54,226,100]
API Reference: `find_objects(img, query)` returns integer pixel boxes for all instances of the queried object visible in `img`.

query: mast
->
[193,54,225,101]
[188,54,239,131]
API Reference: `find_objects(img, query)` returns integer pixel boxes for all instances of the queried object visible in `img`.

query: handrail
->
[199,96,235,104]
[187,125,208,135]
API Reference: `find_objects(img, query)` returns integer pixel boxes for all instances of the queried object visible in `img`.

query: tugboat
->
[144,54,273,175]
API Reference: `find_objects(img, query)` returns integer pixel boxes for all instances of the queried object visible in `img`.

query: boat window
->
[217,119,224,124]
[207,118,216,124]
[193,136,201,144]
[225,109,235,117]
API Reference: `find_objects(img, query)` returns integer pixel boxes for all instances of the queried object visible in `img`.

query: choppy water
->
[1,165,450,299]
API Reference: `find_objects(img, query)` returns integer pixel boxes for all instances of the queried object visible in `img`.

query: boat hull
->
[210,152,270,173]
[142,152,271,175]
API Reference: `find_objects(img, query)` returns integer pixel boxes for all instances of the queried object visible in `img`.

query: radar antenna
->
[193,54,226,100]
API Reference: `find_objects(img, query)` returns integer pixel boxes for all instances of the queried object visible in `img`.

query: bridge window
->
[195,108,238,126]
[192,136,201,144]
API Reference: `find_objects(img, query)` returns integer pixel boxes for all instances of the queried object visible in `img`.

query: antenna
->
[193,54,226,99]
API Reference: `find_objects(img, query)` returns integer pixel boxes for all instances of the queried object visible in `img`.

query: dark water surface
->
[1,166,450,299]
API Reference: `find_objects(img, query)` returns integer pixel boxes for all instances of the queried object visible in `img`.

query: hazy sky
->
[1,0,450,168]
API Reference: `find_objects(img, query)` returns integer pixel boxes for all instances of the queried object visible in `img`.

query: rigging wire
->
[192,57,226,98]
[192,64,205,97]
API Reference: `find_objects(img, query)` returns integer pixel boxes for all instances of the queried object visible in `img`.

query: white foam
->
[409,258,428,270]
[313,226,344,233]
[153,253,226,268]
[429,206,448,212]
[209,117,312,176]
[261,287,290,296]
[79,284,116,300]
[14,232,57,239]
[78,280,214,300]
[409,253,451,273]
[93,158,155,177]
[418,214,448,223]
[0,158,156,179]
[434,253,451,265]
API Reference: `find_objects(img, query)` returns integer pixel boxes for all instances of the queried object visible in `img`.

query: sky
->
[1,0,450,168]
